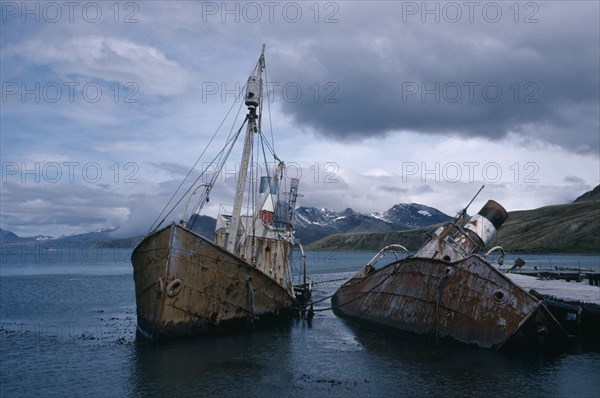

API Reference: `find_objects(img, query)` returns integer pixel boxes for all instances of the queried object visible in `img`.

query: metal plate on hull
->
[332,255,566,349]
[132,224,295,340]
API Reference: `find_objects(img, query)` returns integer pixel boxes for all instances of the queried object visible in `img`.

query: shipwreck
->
[331,192,568,350]
[131,46,310,340]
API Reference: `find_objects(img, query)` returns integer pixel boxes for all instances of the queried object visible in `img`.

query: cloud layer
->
[1,1,598,237]
[266,2,599,153]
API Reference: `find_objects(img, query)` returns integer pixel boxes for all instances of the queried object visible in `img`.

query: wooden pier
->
[505,273,600,340]
[511,269,600,286]
[506,273,600,305]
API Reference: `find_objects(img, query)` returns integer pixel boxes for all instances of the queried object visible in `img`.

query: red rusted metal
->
[132,223,295,340]
[131,48,307,341]
[332,201,567,350]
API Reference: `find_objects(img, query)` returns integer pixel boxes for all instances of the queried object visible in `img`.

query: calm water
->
[1,248,599,397]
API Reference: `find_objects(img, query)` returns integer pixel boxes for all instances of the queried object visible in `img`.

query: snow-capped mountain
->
[2,203,452,247]
[294,207,341,227]
[0,227,117,246]
[0,228,55,244]
[294,203,452,244]
[372,203,453,230]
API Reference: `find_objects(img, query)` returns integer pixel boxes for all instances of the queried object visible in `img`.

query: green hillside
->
[307,201,600,253]
[495,202,599,253]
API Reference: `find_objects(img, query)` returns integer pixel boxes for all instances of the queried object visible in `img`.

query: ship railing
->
[484,246,506,267]
[347,245,410,281]
[366,244,410,269]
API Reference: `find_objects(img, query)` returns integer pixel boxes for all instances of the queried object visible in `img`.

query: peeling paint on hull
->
[132,224,295,340]
[332,255,567,350]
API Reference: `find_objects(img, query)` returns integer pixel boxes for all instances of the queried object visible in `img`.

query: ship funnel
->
[415,199,508,262]
[463,200,509,248]
[245,75,262,108]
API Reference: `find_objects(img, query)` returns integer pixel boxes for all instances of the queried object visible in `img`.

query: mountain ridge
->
[574,185,600,203]
[1,202,451,247]
[294,203,452,244]
[3,185,598,252]
[308,185,600,252]
[307,201,600,253]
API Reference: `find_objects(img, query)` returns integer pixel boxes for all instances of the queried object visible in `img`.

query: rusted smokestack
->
[477,200,509,230]
[461,200,509,249]
[415,200,508,262]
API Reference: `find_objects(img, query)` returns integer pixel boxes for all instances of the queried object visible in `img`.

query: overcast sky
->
[1,1,599,238]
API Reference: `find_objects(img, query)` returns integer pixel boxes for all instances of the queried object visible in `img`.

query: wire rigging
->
[150,118,247,233]
[264,62,276,155]
[186,118,249,230]
[148,76,248,233]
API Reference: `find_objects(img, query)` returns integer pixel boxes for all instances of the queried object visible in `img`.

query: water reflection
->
[2,251,599,397]
[129,323,295,397]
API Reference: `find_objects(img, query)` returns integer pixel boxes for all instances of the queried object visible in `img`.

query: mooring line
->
[295,266,400,313]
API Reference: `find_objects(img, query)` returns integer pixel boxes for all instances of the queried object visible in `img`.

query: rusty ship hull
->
[132,223,295,340]
[332,255,567,350]
[131,48,308,340]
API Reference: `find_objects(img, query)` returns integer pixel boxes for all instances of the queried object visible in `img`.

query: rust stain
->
[131,223,295,339]
[333,256,566,349]
[332,200,567,350]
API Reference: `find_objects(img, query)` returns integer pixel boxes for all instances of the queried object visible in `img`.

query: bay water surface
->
[1,247,599,397]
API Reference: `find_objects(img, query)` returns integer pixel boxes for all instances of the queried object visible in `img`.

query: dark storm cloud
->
[268,2,599,154]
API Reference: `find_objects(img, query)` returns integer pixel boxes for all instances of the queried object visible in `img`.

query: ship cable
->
[149,116,248,234]
[311,277,352,285]
[295,264,401,313]
[148,77,249,233]
[263,60,276,155]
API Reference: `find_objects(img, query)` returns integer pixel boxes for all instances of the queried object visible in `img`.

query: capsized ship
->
[331,195,567,350]
[132,46,309,340]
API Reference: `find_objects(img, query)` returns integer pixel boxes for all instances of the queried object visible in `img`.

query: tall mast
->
[226,46,265,254]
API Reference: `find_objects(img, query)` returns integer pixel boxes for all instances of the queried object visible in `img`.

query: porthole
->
[492,290,507,304]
